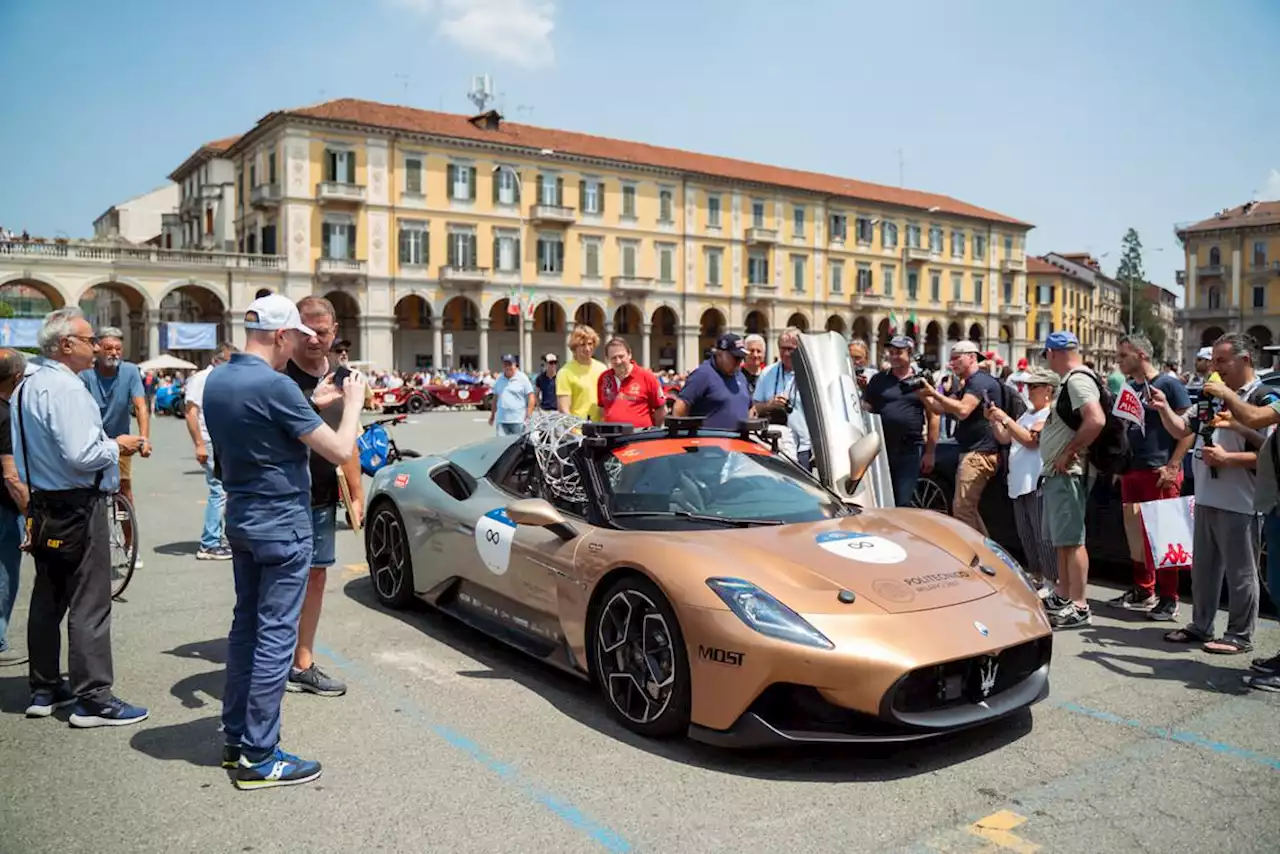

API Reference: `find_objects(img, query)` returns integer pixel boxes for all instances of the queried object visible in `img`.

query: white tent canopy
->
[138,354,198,372]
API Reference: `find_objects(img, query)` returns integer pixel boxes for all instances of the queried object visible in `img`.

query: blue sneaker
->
[234,746,322,790]
[222,741,241,769]
[68,695,150,728]
[26,682,75,718]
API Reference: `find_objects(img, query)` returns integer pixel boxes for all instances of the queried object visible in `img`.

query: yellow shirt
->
[555,359,606,419]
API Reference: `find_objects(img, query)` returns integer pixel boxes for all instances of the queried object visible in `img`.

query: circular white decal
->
[475,508,517,575]
[458,389,470,400]
[815,531,908,564]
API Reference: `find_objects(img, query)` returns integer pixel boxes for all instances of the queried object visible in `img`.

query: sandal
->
[1164,628,1209,644]
[1204,637,1253,655]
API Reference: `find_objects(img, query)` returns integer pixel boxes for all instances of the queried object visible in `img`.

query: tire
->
[589,574,691,739]
[407,395,427,414]
[365,501,416,609]
[107,492,138,600]
[913,474,951,514]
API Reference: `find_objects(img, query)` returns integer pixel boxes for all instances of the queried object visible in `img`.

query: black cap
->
[714,332,746,358]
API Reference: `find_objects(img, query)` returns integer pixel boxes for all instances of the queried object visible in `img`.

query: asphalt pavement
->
[1,409,1278,854]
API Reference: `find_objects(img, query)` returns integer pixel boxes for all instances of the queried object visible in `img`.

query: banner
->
[1113,385,1145,435]
[161,323,217,350]
[1139,495,1195,569]
[0,318,42,348]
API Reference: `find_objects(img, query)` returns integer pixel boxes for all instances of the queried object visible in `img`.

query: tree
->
[1114,228,1166,356]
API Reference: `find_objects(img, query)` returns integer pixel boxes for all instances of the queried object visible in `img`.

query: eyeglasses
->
[333,348,350,355]
[778,345,798,353]
[66,335,98,346]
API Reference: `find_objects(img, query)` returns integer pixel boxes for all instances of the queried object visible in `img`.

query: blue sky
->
[2,0,1277,301]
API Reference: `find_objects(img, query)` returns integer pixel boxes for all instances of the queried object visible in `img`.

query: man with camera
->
[1150,332,1272,656]
[753,327,811,470]
[862,335,938,506]
[916,340,1003,534]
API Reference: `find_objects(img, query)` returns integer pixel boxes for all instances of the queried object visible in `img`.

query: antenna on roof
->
[394,73,410,100]
[468,74,495,112]
[515,104,534,122]
[898,148,904,188]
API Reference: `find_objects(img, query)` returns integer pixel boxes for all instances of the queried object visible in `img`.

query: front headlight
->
[983,538,1036,593]
[705,577,834,650]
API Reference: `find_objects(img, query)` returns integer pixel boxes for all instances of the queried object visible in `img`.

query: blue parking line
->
[315,644,632,853]
[1055,700,1280,771]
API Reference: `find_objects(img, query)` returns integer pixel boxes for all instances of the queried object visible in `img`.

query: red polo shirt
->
[597,363,664,427]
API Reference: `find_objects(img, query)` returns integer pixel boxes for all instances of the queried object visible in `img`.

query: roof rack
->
[664,416,705,437]
[581,421,635,448]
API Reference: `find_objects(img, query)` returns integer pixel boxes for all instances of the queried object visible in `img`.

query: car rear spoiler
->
[793,331,894,508]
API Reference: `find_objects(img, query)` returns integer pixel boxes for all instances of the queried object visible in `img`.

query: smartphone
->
[981,389,993,409]
[1140,382,1152,403]
[333,365,352,389]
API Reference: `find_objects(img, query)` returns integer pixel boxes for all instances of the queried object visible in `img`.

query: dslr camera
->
[901,374,927,393]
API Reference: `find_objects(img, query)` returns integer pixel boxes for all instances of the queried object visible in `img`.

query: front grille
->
[891,637,1051,714]
[750,684,911,738]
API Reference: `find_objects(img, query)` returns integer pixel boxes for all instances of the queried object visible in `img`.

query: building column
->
[478,318,490,372]
[128,310,145,362]
[147,310,162,359]
[522,317,533,372]
[431,316,443,371]
[364,315,394,372]
[680,323,699,371]
[869,312,882,361]
[1187,264,1197,309]
[1231,246,1242,312]
[604,321,615,339]
[563,320,576,363]
[641,322,653,368]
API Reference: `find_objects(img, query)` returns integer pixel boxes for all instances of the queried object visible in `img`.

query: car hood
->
[656,509,997,615]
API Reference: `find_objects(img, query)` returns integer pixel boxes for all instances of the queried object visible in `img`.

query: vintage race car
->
[363,332,1052,745]
[373,382,493,414]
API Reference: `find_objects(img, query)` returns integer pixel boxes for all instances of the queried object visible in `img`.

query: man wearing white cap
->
[1187,346,1214,400]
[203,294,367,790]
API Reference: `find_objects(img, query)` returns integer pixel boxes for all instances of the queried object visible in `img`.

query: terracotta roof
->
[1026,256,1061,274]
[204,134,241,152]
[238,98,1030,227]
[1179,200,1280,235]
[167,134,242,181]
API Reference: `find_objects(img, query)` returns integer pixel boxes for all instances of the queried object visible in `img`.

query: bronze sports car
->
[363,332,1052,745]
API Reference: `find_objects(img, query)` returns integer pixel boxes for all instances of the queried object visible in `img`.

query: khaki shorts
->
[119,453,133,482]
[1044,472,1089,547]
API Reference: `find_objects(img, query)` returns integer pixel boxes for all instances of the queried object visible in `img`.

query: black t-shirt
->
[1127,373,1192,469]
[534,371,558,410]
[0,399,16,513]
[952,370,1003,454]
[285,360,340,508]
[743,368,760,397]
[864,371,926,450]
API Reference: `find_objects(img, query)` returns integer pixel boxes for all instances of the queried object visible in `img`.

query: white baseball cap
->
[1196,346,1213,360]
[243,294,315,336]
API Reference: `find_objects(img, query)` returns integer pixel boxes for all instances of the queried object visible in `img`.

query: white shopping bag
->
[1138,495,1195,569]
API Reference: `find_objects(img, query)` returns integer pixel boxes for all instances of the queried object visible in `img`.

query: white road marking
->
[373,649,476,686]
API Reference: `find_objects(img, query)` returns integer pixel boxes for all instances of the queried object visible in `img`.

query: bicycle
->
[107,491,138,599]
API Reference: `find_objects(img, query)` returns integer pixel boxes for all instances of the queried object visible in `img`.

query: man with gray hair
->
[14,308,148,725]
[81,325,149,568]
[753,327,812,470]
[0,348,30,666]
[742,333,766,396]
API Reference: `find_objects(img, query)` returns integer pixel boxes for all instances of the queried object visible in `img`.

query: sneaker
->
[26,682,75,717]
[0,647,29,667]
[1051,604,1093,629]
[1107,587,1156,611]
[1147,596,1179,622]
[287,663,347,697]
[197,546,232,561]
[1043,593,1074,615]
[1036,585,1052,600]
[133,558,144,570]
[1244,672,1280,693]
[68,696,150,728]
[1250,652,1280,675]
[234,746,322,790]
[222,742,241,769]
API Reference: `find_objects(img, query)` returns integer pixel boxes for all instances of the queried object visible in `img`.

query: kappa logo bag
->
[1056,368,1131,475]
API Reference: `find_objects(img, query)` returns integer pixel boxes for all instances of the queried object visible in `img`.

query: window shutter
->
[493,235,500,268]
[597,181,604,214]
[493,171,500,203]
[424,231,429,265]
[468,234,477,267]
[514,238,521,271]
[536,238,544,270]
[468,167,477,200]
[447,236,456,268]
[579,180,586,211]
[348,225,357,259]
[555,240,564,271]
[447,164,455,194]
[513,175,520,204]
[321,222,331,257]
[398,229,408,264]
[556,177,564,207]
[347,154,356,184]
[536,175,544,205]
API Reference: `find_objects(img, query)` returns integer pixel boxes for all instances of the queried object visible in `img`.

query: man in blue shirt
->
[204,294,366,790]
[81,326,149,567]
[752,327,812,470]
[13,308,148,727]
[489,354,536,435]
[673,333,752,429]
[534,353,559,411]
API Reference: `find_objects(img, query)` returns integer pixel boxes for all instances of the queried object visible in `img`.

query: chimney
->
[468,109,503,131]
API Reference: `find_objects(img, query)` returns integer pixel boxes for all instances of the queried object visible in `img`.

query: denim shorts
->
[310,504,337,569]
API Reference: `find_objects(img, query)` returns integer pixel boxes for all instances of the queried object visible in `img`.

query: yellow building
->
[1024,253,1124,366]
[221,98,1034,371]
[1176,200,1280,366]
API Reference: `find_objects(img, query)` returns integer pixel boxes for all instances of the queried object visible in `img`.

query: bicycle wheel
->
[107,492,138,599]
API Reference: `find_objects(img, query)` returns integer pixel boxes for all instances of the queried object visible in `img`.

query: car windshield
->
[602,437,849,528]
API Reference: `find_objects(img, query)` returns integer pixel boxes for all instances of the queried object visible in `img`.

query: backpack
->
[358,423,392,476]
[1055,368,1131,475]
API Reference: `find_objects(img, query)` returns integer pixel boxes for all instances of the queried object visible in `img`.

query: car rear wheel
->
[407,394,427,414]
[913,475,951,513]
[590,575,691,739]
[365,501,415,609]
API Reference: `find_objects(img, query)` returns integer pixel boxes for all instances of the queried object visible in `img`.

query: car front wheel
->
[590,575,691,739]
[365,501,415,608]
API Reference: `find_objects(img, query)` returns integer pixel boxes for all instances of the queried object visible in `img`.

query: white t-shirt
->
[1007,406,1050,499]
[184,365,214,442]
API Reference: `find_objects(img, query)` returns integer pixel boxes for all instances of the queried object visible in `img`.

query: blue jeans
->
[1265,509,1280,607]
[496,421,525,436]
[222,535,312,755]
[887,448,923,508]
[310,505,337,569]
[201,451,227,551]
[0,507,23,652]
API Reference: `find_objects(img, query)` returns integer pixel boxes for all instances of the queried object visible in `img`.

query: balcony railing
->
[948,300,982,314]
[745,226,779,244]
[316,181,367,203]
[179,195,200,216]
[1181,305,1234,320]
[1251,259,1280,274]
[745,282,778,300]
[1176,270,1186,286]
[316,257,368,277]
[250,183,282,207]
[902,246,931,263]
[854,292,895,307]
[0,239,283,269]
[1001,257,1026,273]
[199,184,224,199]
[611,275,656,294]
[999,302,1028,318]
[528,204,576,224]
[1196,263,1228,278]
[439,265,491,285]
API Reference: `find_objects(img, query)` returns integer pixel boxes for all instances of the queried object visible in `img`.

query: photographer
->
[1149,332,1270,656]
[862,335,938,506]
[753,327,811,470]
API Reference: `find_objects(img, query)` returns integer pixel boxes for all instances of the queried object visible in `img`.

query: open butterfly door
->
[792,330,894,508]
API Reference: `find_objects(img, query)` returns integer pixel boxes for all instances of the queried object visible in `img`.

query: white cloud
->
[1261,168,1280,201]
[390,0,555,68]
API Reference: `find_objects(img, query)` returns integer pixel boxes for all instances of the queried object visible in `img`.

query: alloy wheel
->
[913,476,950,513]
[368,508,407,602]
[596,589,677,724]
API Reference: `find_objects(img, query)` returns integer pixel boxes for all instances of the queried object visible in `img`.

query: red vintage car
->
[372,382,493,414]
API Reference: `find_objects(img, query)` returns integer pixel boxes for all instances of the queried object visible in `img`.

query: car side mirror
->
[507,498,578,541]
[844,432,882,494]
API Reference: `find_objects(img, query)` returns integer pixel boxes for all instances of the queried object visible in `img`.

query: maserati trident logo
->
[974,621,989,637]
[978,656,999,699]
